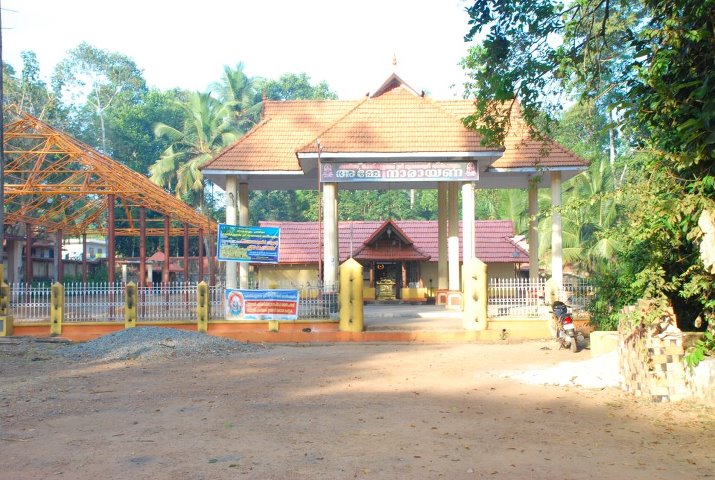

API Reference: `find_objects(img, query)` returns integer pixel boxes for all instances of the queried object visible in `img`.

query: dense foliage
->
[463,0,715,330]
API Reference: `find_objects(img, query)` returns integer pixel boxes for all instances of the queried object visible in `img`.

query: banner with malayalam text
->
[320,161,479,183]
[225,289,299,321]
[217,224,280,263]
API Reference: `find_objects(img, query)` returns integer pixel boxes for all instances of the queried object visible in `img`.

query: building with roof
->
[201,71,587,316]
[255,219,528,302]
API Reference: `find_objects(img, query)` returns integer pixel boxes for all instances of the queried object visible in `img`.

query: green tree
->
[257,72,337,101]
[463,0,715,330]
[52,43,147,154]
[150,92,239,213]
[211,63,263,133]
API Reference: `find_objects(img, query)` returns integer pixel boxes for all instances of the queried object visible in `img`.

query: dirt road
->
[1,338,713,479]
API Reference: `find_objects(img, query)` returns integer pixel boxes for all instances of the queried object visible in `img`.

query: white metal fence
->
[9,281,339,323]
[8,279,593,323]
[9,283,51,323]
[487,277,594,318]
[65,282,125,322]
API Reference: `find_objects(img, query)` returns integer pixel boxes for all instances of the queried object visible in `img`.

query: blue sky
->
[3,0,475,100]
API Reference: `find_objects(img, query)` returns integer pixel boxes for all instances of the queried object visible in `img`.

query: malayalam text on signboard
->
[217,224,280,263]
[225,289,299,321]
[320,161,479,183]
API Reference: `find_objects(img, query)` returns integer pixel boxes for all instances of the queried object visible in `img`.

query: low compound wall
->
[618,312,715,405]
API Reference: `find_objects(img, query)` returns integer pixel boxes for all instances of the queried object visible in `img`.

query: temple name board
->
[320,161,478,183]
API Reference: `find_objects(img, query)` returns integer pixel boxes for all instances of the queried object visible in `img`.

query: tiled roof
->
[259,220,529,265]
[438,100,588,169]
[296,86,492,154]
[202,100,357,171]
[202,77,586,173]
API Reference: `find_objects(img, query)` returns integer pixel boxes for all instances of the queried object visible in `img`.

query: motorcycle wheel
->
[570,336,578,353]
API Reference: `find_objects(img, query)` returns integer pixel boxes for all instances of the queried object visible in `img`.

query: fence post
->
[50,282,64,336]
[125,282,137,329]
[462,258,488,331]
[197,281,208,333]
[0,265,13,336]
[338,258,364,332]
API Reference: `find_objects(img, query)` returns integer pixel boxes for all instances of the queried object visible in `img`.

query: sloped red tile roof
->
[201,76,587,174]
[296,86,493,154]
[259,220,529,265]
[202,100,357,172]
[438,100,588,169]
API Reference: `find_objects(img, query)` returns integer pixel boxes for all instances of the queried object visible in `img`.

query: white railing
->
[487,277,594,318]
[65,282,125,322]
[488,278,546,318]
[8,281,337,323]
[9,283,51,323]
[138,282,196,322]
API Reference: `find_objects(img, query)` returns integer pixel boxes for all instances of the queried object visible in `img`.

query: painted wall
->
[256,264,321,288]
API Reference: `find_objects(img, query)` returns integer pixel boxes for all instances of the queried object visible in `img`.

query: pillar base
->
[435,290,462,309]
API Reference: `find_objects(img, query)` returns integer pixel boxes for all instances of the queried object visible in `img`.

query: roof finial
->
[392,53,397,68]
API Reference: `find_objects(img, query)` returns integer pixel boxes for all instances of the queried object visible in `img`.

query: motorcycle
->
[551,301,583,352]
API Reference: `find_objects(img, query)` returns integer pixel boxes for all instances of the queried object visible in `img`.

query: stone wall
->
[618,300,714,405]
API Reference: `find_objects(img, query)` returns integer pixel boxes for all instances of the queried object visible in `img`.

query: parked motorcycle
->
[551,301,583,352]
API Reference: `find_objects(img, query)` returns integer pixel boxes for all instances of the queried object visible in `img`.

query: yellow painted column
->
[338,258,364,332]
[196,281,209,333]
[125,282,137,329]
[462,258,488,331]
[0,265,13,336]
[50,282,64,336]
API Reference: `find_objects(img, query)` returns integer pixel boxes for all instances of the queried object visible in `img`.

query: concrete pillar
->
[323,182,338,289]
[238,182,249,288]
[448,182,460,291]
[551,171,563,289]
[437,182,448,290]
[462,182,475,263]
[528,178,539,280]
[225,176,237,289]
[323,182,339,289]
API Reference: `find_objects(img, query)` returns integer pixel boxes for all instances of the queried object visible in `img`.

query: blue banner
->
[217,224,280,263]
[225,289,299,321]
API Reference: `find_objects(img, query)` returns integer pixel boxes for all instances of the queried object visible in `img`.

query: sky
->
[2,0,476,100]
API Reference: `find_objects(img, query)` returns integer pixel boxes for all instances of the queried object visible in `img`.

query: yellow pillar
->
[0,265,13,336]
[125,282,137,329]
[197,281,209,333]
[338,258,364,332]
[462,258,488,331]
[50,282,64,336]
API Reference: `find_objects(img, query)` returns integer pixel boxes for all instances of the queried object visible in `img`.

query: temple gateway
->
[201,73,587,310]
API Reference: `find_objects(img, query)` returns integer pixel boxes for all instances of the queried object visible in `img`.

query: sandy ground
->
[1,338,714,480]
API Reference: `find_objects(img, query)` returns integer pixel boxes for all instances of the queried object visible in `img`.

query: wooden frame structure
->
[2,108,217,285]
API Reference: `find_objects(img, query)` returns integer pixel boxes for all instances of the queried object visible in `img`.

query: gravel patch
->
[499,351,622,389]
[58,326,264,362]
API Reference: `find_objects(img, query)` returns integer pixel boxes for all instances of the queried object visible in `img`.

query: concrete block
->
[590,331,619,357]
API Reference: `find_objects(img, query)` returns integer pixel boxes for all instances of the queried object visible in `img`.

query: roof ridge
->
[295,96,371,153]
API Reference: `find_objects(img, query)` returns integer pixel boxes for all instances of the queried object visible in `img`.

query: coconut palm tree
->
[211,63,263,133]
[150,92,239,213]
